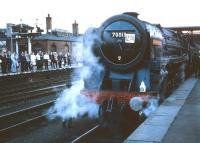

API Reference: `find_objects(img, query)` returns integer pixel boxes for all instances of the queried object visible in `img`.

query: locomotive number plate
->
[125,33,135,43]
[111,32,135,43]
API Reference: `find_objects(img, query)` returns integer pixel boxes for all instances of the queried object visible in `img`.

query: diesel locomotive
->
[82,12,189,126]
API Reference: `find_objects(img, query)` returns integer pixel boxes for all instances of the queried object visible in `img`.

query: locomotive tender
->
[83,12,188,125]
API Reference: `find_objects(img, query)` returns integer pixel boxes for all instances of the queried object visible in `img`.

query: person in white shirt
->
[11,52,18,73]
[53,52,58,68]
[36,52,41,70]
[43,52,50,70]
[30,52,36,71]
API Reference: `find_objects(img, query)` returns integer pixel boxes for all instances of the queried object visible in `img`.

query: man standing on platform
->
[20,52,27,72]
[58,52,63,68]
[0,52,7,74]
[25,51,32,71]
[6,51,11,73]
[67,52,71,67]
[11,52,18,73]
[36,52,41,70]
[44,52,50,70]
[30,52,36,71]
[49,52,54,69]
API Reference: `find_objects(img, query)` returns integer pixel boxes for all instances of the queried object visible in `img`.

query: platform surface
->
[124,77,199,143]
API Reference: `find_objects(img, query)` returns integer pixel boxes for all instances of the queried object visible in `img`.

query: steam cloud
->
[141,97,158,117]
[47,28,104,121]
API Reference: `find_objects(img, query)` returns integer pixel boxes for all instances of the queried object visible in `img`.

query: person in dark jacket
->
[20,52,27,72]
[0,52,8,74]
[25,51,32,71]
[58,52,63,68]
[49,52,55,69]
[7,51,12,73]
[67,52,71,66]
[39,51,44,70]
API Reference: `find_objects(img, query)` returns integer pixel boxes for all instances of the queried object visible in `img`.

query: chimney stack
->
[72,20,79,36]
[46,14,52,33]
[123,12,139,18]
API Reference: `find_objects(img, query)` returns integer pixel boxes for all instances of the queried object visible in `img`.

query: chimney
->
[123,12,139,18]
[46,14,52,34]
[72,20,79,36]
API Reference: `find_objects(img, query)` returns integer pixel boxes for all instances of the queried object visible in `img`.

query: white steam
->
[47,81,99,121]
[141,97,158,117]
[47,28,104,121]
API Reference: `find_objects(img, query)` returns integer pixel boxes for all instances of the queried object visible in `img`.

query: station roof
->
[12,24,34,33]
[33,34,83,42]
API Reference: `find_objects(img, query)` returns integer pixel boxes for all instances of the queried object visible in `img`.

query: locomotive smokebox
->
[96,13,149,72]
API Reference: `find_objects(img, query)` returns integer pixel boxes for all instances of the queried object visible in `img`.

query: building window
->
[64,43,69,53]
[33,42,44,53]
[51,43,57,52]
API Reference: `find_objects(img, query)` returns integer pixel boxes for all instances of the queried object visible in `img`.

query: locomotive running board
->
[80,90,158,104]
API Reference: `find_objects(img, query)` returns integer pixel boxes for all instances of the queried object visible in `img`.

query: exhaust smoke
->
[130,96,159,117]
[46,28,104,121]
[141,97,158,117]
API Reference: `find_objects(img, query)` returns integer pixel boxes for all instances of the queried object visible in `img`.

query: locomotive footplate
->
[81,90,159,128]
[80,90,159,111]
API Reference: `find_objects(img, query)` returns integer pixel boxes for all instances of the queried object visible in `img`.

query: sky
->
[0,0,200,33]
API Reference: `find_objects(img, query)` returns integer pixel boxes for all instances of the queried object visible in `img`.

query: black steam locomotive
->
[82,12,189,126]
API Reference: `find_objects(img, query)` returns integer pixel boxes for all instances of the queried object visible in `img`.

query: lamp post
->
[27,36,32,54]
[6,23,14,52]
[10,34,14,52]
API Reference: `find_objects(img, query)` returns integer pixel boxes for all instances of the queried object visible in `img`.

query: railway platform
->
[0,65,81,77]
[0,66,81,85]
[124,76,199,143]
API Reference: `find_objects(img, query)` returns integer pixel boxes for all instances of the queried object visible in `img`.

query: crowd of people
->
[0,51,72,74]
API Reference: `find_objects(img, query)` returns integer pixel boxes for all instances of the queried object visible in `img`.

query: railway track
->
[0,68,80,96]
[0,69,137,142]
[0,83,65,105]
[0,77,69,96]
[0,79,83,117]
[0,105,101,143]
[71,124,100,143]
[0,76,80,108]
[0,68,83,142]
[0,100,54,141]
[69,123,135,143]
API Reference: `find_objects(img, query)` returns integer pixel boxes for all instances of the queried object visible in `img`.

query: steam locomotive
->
[82,12,190,127]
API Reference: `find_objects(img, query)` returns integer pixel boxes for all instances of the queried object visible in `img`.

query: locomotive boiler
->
[82,12,188,126]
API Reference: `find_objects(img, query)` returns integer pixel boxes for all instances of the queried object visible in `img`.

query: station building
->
[0,14,83,64]
[0,28,7,51]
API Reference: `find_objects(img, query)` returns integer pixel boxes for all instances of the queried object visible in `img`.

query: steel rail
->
[71,124,100,143]
[0,100,55,133]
